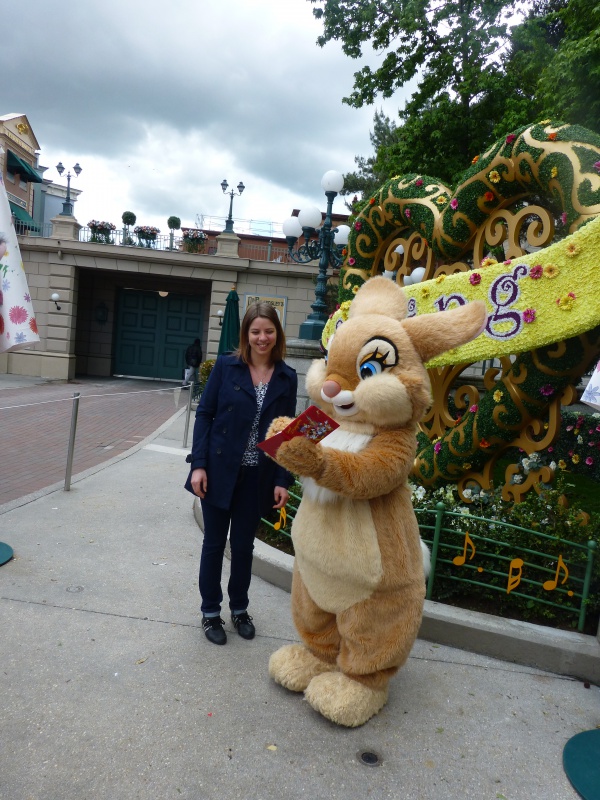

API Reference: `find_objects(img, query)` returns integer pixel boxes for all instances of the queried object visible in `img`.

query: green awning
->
[9,202,40,232]
[6,150,43,183]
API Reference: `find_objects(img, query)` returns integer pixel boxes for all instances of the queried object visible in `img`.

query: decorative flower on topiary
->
[415,178,424,187]
[348,257,356,266]
[450,198,458,210]
[354,221,362,230]
[435,274,446,283]
[594,160,600,173]
[369,197,376,205]
[506,134,516,144]
[561,212,568,225]
[523,308,536,323]
[540,384,555,396]
[471,155,479,164]
[565,242,580,257]
[436,196,447,206]
[480,257,497,268]
[493,390,503,402]
[529,264,543,279]
[484,191,495,202]
[556,292,576,310]
[489,170,501,183]
[548,132,558,141]
[469,272,481,286]
[405,209,411,218]
[544,264,559,278]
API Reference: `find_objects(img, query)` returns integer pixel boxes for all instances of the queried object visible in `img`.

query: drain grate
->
[357,750,382,767]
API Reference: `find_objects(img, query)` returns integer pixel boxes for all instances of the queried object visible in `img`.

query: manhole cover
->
[357,750,382,767]
[66,585,84,593]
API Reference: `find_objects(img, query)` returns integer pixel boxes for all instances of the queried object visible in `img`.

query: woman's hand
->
[273,486,289,509]
[191,468,208,498]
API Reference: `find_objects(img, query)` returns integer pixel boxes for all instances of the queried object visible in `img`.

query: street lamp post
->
[56,162,82,216]
[283,170,350,341]
[221,179,245,233]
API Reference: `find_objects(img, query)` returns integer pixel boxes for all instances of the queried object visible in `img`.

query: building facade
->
[2,224,326,383]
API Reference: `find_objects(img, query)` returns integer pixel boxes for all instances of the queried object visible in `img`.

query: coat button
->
[222,428,227,434]
[228,405,233,411]
[216,448,222,455]
[234,384,240,391]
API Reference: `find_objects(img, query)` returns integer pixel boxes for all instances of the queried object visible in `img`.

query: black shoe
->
[231,612,255,640]
[202,616,227,645]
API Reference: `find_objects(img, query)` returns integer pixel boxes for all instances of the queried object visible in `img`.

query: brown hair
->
[235,302,286,364]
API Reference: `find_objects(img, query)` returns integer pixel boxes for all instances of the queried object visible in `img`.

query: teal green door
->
[114,290,203,379]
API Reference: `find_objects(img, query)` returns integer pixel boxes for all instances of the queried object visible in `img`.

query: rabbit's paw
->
[304,672,388,728]
[276,437,324,478]
[266,416,293,439]
[269,644,336,692]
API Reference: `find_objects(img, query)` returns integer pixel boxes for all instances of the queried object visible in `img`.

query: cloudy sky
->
[4,0,411,236]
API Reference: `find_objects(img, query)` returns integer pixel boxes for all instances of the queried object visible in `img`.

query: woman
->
[185,303,297,645]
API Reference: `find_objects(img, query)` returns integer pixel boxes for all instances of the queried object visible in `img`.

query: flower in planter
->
[181,228,208,253]
[88,220,116,243]
[134,225,160,247]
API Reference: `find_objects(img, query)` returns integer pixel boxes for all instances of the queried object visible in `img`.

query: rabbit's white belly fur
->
[293,428,382,613]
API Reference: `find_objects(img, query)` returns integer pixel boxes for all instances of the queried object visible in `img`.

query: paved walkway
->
[0,376,189,508]
[0,378,598,799]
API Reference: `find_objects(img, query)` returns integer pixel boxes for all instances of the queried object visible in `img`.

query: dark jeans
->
[199,466,263,616]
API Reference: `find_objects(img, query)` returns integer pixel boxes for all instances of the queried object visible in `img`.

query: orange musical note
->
[453,531,476,566]
[543,554,569,592]
[274,507,287,532]
[507,558,524,594]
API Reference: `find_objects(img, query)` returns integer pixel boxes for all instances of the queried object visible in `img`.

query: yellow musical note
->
[507,558,524,594]
[274,507,287,532]
[543,554,569,592]
[453,531,476,566]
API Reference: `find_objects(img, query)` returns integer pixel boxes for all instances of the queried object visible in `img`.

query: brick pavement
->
[0,378,188,507]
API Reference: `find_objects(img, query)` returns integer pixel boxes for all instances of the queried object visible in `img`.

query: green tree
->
[310,0,520,182]
[537,0,600,130]
[493,0,568,136]
[341,109,397,208]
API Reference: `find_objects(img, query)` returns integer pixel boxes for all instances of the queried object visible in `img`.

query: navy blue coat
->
[184,354,298,513]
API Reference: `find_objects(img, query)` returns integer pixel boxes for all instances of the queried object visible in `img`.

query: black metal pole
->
[298,190,336,340]
[224,192,235,233]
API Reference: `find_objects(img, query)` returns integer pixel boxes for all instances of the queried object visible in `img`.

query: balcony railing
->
[14,220,295,264]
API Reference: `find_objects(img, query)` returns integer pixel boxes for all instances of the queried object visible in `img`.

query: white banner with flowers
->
[581,359,600,411]
[0,170,40,354]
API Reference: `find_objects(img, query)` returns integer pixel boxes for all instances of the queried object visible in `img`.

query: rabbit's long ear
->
[402,301,487,364]
[349,276,408,322]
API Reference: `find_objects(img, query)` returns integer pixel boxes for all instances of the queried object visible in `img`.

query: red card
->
[258,405,339,458]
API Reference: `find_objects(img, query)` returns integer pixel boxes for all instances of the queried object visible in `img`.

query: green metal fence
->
[261,495,597,633]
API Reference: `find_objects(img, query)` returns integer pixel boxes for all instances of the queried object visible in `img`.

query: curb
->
[192,496,600,683]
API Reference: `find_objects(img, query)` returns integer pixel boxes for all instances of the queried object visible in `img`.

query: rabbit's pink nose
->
[322,380,341,398]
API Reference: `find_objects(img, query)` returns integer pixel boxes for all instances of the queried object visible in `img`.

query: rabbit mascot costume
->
[266,276,486,727]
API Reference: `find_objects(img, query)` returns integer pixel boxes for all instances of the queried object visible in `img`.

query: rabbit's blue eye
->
[359,360,382,379]
[356,336,398,381]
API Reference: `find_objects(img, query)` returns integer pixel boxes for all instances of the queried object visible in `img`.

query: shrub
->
[122,211,136,226]
[167,216,181,230]
[411,473,600,633]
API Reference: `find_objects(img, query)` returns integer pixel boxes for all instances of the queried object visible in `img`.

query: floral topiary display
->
[337,120,600,303]
[321,119,600,503]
